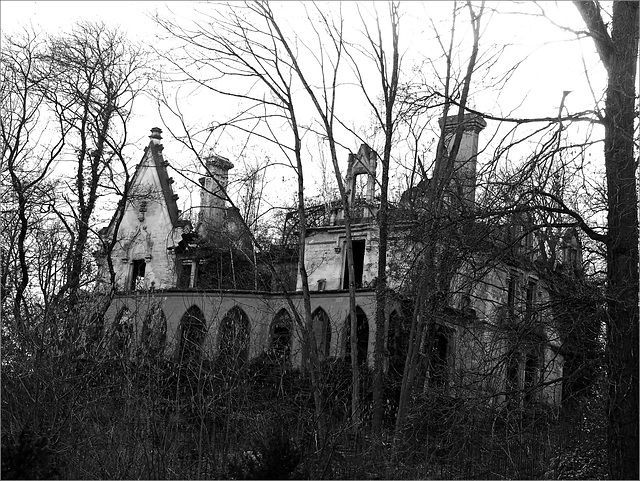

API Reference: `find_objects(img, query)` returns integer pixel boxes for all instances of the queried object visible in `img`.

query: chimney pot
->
[150,127,163,140]
[439,113,487,134]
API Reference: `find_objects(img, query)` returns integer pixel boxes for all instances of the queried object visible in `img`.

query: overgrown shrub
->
[226,426,303,479]
[1,428,60,480]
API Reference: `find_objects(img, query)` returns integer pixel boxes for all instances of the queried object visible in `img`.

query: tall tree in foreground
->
[154,1,331,442]
[395,0,485,435]
[573,1,639,478]
[346,1,401,434]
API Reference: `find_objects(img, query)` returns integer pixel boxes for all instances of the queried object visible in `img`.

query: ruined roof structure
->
[100,115,584,410]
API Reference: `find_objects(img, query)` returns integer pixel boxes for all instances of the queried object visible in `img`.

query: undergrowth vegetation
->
[2,344,606,479]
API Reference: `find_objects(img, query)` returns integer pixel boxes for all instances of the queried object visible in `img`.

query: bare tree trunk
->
[1,32,65,329]
[154,2,331,442]
[367,1,401,434]
[267,2,363,435]
[394,0,484,436]
[574,2,639,478]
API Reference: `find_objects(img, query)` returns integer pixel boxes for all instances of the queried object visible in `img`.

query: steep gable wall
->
[109,129,187,290]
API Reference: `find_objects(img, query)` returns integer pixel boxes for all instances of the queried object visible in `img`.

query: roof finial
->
[150,127,163,140]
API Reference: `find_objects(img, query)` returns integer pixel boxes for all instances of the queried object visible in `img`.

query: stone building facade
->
[101,115,576,407]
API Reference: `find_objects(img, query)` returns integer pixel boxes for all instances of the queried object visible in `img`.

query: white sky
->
[1,1,607,222]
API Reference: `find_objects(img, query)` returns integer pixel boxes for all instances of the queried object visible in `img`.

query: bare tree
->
[154,0,331,441]
[573,2,639,478]
[340,0,402,434]
[40,22,146,317]
[274,0,367,436]
[395,0,486,435]
[0,29,66,329]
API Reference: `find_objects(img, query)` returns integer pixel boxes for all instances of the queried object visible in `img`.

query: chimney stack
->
[437,113,486,205]
[199,154,234,234]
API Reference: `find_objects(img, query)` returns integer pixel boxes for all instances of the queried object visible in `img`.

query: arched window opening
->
[345,307,369,366]
[218,306,250,369]
[112,307,133,355]
[141,305,167,358]
[270,309,292,363]
[178,305,206,363]
[312,307,331,359]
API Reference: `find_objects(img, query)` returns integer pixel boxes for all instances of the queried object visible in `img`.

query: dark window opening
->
[178,306,206,363]
[526,281,537,319]
[507,277,516,317]
[427,324,451,388]
[511,225,524,254]
[524,352,539,404]
[271,326,290,361]
[345,306,369,366]
[177,261,193,288]
[131,259,146,289]
[218,306,250,370]
[141,306,167,358]
[506,224,516,249]
[269,309,292,363]
[506,351,520,409]
[112,307,132,355]
[342,239,366,289]
[461,294,471,311]
[523,232,534,259]
[312,308,331,359]
[387,310,409,378]
[257,270,273,291]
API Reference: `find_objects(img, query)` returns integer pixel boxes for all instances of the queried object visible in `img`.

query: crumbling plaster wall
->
[111,148,184,290]
[301,225,379,291]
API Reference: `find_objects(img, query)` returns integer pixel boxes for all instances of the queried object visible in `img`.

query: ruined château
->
[99,114,582,408]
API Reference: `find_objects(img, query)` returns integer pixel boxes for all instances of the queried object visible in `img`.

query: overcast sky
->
[2,1,607,217]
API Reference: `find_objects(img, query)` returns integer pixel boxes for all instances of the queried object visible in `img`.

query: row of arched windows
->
[114,304,413,368]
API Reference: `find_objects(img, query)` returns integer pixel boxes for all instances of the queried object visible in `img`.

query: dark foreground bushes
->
[2,352,607,479]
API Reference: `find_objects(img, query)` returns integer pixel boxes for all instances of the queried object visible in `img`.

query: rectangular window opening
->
[342,239,366,289]
[131,259,146,289]
[524,352,539,404]
[178,261,193,289]
[526,281,537,318]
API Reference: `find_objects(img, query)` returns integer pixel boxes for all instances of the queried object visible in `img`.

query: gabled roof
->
[101,128,189,240]
[145,127,188,228]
